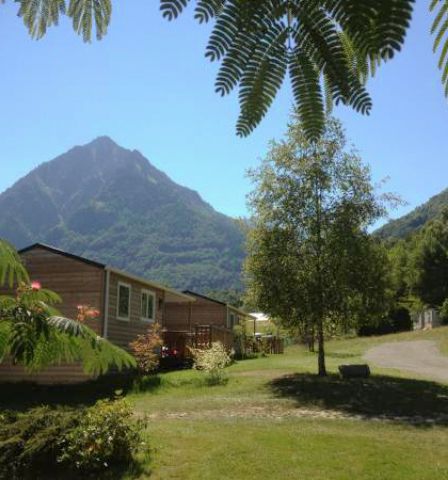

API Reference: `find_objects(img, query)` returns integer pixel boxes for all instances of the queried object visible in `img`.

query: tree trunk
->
[307,325,315,352]
[317,317,327,376]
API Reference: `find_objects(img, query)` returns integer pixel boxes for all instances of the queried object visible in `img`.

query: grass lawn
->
[3,327,448,479]
[125,327,448,479]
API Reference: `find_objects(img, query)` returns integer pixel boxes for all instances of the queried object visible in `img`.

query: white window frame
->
[141,289,156,323]
[117,281,131,321]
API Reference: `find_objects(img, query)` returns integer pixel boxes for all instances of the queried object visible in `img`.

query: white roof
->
[250,312,271,322]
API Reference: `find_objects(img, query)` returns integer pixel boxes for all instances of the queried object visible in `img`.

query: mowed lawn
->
[126,328,448,480]
[3,328,448,479]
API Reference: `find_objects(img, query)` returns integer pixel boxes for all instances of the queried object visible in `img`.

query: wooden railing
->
[193,325,234,352]
[163,328,284,358]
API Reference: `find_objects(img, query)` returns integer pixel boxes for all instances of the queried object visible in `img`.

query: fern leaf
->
[0,239,29,287]
[430,0,448,97]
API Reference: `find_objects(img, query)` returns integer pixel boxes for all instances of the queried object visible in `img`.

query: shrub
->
[358,306,412,336]
[0,406,79,479]
[440,299,448,325]
[190,341,231,385]
[129,322,164,374]
[0,399,146,479]
[58,398,145,472]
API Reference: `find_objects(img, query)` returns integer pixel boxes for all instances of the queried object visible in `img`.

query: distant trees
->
[385,208,448,323]
[411,209,448,307]
[9,1,448,139]
[245,115,390,376]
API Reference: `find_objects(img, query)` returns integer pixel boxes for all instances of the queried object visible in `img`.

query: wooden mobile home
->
[0,243,194,384]
[165,290,256,334]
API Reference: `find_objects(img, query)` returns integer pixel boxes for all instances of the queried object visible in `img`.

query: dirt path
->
[364,340,448,383]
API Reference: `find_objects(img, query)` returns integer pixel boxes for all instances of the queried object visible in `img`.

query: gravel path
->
[364,340,448,383]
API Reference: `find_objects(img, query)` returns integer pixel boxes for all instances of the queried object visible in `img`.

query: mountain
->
[376,188,448,239]
[0,137,245,291]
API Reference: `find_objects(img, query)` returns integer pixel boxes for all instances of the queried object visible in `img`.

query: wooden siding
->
[106,271,165,350]
[0,246,105,384]
[165,295,254,332]
[0,360,95,385]
[165,295,227,331]
[20,247,105,334]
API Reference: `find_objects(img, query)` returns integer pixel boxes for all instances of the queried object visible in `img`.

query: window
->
[141,289,156,322]
[117,282,131,321]
[228,312,236,329]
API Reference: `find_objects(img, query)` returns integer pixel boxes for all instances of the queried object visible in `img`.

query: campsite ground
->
[126,327,448,479]
[3,328,448,479]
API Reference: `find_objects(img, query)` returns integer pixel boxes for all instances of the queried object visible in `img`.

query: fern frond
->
[163,0,412,140]
[289,49,325,142]
[67,0,111,42]
[0,239,29,287]
[160,0,190,20]
[431,0,448,96]
[16,0,66,40]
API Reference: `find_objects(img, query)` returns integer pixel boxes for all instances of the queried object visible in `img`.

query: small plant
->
[58,398,146,472]
[440,299,448,325]
[190,341,231,385]
[129,322,164,374]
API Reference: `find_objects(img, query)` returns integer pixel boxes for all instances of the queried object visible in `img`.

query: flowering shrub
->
[190,341,231,385]
[58,398,145,472]
[30,281,41,290]
[129,323,164,374]
[76,304,101,323]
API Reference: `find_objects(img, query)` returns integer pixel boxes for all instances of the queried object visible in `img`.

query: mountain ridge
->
[375,187,448,239]
[0,137,245,291]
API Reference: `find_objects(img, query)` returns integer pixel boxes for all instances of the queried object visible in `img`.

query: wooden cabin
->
[0,243,194,384]
[165,290,256,334]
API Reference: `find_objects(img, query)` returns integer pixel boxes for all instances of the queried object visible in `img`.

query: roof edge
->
[106,267,195,302]
[18,243,106,269]
[183,290,255,318]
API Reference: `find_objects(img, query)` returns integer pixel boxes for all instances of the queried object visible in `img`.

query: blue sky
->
[1,1,447,223]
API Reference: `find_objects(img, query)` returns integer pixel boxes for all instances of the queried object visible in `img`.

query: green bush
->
[0,399,146,479]
[59,398,145,472]
[0,406,78,479]
[190,342,231,386]
[440,299,448,325]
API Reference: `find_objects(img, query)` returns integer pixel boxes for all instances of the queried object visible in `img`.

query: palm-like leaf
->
[161,0,414,140]
[15,0,111,42]
[430,0,448,96]
[12,0,414,140]
[0,239,28,287]
[16,0,66,39]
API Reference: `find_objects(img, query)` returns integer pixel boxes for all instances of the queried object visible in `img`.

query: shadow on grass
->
[0,373,140,411]
[270,373,448,427]
[23,460,151,480]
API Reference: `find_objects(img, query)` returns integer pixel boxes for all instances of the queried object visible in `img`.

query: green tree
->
[410,209,448,307]
[0,239,135,374]
[387,239,412,301]
[245,115,390,376]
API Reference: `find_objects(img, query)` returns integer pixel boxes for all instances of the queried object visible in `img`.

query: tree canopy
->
[245,115,390,375]
[12,0,448,140]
